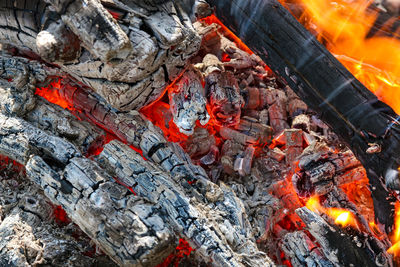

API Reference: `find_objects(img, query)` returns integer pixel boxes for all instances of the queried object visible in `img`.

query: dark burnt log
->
[207,0,400,232]
[296,207,391,267]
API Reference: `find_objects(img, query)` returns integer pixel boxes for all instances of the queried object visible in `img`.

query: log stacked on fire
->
[0,0,399,266]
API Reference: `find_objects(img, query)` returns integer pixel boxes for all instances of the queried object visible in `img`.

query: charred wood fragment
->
[169,69,209,135]
[200,54,244,126]
[293,142,367,197]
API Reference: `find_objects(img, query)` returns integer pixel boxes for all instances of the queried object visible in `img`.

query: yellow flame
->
[388,202,400,255]
[278,0,400,253]
[281,0,400,114]
[335,211,350,226]
[388,242,400,255]
[306,196,357,228]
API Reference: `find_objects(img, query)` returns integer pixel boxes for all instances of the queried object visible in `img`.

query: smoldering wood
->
[169,69,209,135]
[0,0,201,110]
[199,55,244,126]
[5,99,273,266]
[207,0,399,231]
[0,1,396,265]
[0,51,207,185]
[292,142,367,197]
[296,207,391,267]
[0,106,150,264]
[0,90,176,266]
[97,140,273,266]
[0,60,275,266]
[26,155,177,266]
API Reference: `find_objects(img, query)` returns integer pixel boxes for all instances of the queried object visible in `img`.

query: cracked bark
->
[0,53,273,265]
[0,0,201,110]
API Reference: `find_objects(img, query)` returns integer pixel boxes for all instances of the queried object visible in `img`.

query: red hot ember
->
[5,4,393,266]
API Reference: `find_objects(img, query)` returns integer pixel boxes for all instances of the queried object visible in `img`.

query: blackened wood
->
[296,207,391,267]
[207,0,400,232]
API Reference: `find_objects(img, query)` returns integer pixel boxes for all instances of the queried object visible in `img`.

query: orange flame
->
[306,196,358,228]
[35,79,74,110]
[280,0,400,114]
[388,202,400,255]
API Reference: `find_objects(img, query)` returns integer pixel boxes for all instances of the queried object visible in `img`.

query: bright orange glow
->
[334,211,351,226]
[306,196,358,228]
[388,202,400,256]
[368,221,384,239]
[35,79,74,110]
[280,0,400,114]
[140,100,190,144]
[340,177,375,226]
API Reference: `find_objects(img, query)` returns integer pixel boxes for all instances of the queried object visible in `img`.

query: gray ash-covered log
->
[0,0,201,110]
[97,140,272,266]
[0,73,273,265]
[0,157,117,267]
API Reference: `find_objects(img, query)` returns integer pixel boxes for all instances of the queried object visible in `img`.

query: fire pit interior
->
[1,0,400,266]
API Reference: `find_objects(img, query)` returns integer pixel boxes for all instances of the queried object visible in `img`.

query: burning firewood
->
[1,0,400,265]
[296,207,391,266]
[207,0,399,232]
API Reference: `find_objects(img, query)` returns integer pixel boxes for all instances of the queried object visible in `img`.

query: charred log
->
[207,0,400,232]
[296,207,391,267]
